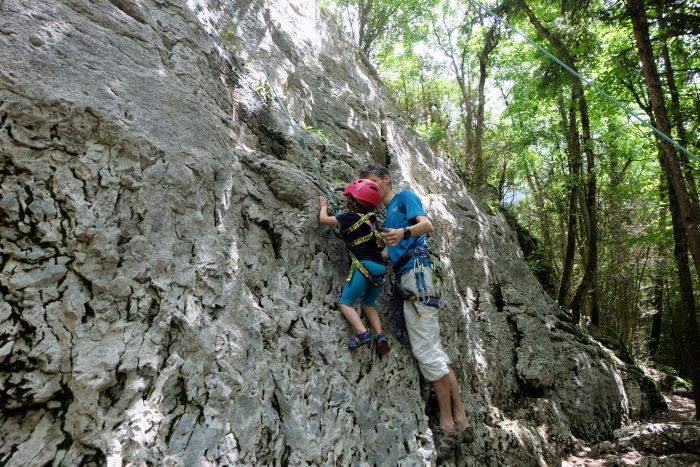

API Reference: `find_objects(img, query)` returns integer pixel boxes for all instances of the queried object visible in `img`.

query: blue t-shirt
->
[384,190,429,273]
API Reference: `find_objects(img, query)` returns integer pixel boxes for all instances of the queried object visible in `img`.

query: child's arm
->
[319,196,339,226]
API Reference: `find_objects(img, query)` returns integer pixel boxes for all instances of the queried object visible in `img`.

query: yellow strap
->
[351,232,374,246]
[344,212,374,234]
[374,229,386,248]
[347,252,385,287]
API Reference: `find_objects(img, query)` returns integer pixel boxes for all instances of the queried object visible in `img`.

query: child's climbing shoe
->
[375,333,391,359]
[347,330,372,349]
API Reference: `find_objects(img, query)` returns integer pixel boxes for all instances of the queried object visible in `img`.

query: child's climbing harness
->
[342,212,386,287]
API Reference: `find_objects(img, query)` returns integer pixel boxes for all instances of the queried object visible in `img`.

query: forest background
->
[320,0,699,415]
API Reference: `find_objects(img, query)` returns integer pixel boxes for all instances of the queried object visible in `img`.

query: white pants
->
[400,266,451,382]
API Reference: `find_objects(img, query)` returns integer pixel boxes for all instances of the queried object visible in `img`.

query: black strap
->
[393,246,431,275]
[394,281,440,308]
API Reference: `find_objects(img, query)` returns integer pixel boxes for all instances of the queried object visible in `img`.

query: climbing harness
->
[225,0,342,210]
[347,252,385,287]
[391,248,444,319]
[465,0,699,163]
[342,212,386,287]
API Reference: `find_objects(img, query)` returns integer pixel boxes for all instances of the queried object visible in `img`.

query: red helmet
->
[343,179,381,208]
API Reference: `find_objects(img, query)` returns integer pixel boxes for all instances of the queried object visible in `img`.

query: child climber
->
[319,179,390,358]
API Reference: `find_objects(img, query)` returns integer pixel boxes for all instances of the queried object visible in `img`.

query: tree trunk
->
[475,17,503,187]
[590,277,600,326]
[653,0,699,211]
[497,158,507,202]
[463,70,475,177]
[358,0,369,56]
[556,94,580,310]
[626,0,700,279]
[474,47,488,187]
[569,91,599,324]
[434,15,473,179]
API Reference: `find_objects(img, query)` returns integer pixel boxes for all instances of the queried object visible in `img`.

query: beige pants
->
[400,266,451,382]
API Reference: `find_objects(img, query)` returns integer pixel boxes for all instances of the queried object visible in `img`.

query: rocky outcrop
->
[570,422,700,466]
[615,422,700,455]
[1,0,633,465]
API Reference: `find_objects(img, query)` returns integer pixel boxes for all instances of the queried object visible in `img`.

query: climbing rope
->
[225,0,342,211]
[466,0,699,163]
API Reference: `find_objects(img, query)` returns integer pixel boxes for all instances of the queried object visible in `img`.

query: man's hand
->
[319,195,328,210]
[382,228,404,247]
[383,216,433,247]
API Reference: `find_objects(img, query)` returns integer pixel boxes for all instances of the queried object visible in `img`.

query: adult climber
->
[360,164,473,442]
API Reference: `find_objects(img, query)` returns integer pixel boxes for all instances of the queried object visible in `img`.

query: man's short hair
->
[360,164,389,179]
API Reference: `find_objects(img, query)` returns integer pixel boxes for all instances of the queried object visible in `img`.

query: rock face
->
[1,0,632,465]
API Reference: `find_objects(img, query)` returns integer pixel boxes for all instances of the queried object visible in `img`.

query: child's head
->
[343,179,381,213]
[346,195,374,213]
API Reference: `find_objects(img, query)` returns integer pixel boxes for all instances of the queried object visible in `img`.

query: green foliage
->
[222,27,238,50]
[254,81,273,105]
[501,207,557,296]
[649,362,694,394]
[302,124,330,143]
[322,0,437,58]
[650,362,679,377]
[415,119,447,146]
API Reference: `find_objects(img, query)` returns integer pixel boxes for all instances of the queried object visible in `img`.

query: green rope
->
[467,0,699,163]
[225,0,342,212]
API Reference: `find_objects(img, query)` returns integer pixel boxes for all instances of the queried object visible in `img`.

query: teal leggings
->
[338,260,386,307]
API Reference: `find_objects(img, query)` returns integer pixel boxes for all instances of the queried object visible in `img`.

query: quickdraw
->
[414,258,428,302]
[342,212,386,287]
[392,251,444,319]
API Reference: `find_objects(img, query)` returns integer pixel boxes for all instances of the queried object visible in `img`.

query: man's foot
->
[438,419,456,432]
[459,425,474,443]
[434,427,460,459]
[453,415,474,443]
[454,415,470,431]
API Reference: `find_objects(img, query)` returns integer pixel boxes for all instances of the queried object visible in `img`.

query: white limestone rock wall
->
[1,0,628,465]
